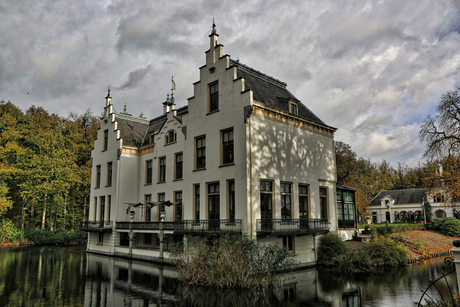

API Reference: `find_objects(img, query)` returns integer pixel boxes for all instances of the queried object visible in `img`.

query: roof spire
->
[211,18,217,35]
[106,85,111,99]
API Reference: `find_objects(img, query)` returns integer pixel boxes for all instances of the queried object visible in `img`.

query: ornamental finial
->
[211,18,217,35]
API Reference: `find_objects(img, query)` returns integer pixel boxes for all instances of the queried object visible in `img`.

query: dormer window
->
[289,102,298,115]
[165,130,177,145]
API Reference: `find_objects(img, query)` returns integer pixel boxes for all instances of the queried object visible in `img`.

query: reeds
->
[170,235,299,288]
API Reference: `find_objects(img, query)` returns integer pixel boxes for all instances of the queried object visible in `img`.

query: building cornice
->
[252,102,336,138]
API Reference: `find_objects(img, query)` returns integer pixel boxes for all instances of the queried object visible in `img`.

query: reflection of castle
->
[85,252,362,307]
[82,23,357,267]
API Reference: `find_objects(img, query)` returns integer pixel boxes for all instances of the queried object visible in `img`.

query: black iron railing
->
[174,219,242,234]
[338,219,355,229]
[256,218,329,235]
[115,221,176,231]
[418,256,456,307]
[80,221,113,232]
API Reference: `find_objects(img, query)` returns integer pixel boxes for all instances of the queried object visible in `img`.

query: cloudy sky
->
[2,0,460,167]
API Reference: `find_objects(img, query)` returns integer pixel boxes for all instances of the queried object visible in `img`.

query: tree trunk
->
[48,210,53,230]
[20,200,25,230]
[41,191,48,229]
[29,204,35,230]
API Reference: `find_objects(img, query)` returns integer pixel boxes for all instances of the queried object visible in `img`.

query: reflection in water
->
[0,246,457,307]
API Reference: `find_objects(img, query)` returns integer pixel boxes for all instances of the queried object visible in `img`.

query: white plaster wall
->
[248,115,337,234]
[181,38,251,228]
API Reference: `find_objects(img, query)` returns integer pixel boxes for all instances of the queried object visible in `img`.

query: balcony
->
[174,219,242,235]
[256,218,329,236]
[80,221,113,232]
[116,221,176,231]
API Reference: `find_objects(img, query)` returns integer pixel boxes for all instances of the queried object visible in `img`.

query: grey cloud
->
[353,114,394,134]
[115,65,153,91]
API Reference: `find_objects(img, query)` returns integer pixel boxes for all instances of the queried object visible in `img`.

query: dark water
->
[0,245,457,307]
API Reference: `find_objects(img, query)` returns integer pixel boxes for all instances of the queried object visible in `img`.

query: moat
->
[0,245,457,306]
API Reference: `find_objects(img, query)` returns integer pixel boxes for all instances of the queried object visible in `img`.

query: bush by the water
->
[171,235,299,288]
[317,232,349,264]
[430,217,460,237]
[319,233,407,273]
[25,228,87,245]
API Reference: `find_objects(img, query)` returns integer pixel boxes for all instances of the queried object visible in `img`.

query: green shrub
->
[333,249,374,273]
[0,219,24,244]
[361,236,407,267]
[373,223,425,236]
[25,228,87,245]
[440,218,460,237]
[413,241,424,251]
[318,232,348,264]
[430,218,447,231]
[171,235,299,288]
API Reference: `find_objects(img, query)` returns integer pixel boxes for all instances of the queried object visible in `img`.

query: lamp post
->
[159,209,165,262]
[128,210,135,258]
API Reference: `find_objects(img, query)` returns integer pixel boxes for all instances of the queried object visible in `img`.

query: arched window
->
[400,211,408,223]
[394,211,400,222]
[435,209,446,218]
[385,211,391,223]
[372,211,377,224]
[408,211,415,223]
[414,210,423,222]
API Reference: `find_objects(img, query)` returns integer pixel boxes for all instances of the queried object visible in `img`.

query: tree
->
[420,88,460,159]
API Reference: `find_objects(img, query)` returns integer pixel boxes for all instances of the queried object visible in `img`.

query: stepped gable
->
[115,114,149,147]
[368,188,426,207]
[230,59,327,127]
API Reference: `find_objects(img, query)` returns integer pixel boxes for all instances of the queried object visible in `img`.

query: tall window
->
[99,196,105,222]
[281,182,292,219]
[146,160,153,184]
[174,191,183,220]
[337,190,355,228]
[175,153,183,180]
[196,136,206,169]
[103,130,108,151]
[159,157,166,182]
[107,162,112,186]
[107,195,111,222]
[93,197,97,220]
[209,82,219,112]
[319,187,328,220]
[228,180,235,221]
[165,130,176,145]
[299,184,309,218]
[260,180,273,231]
[95,165,101,188]
[145,194,152,222]
[194,184,200,221]
[222,129,234,165]
[158,193,165,220]
[208,183,220,219]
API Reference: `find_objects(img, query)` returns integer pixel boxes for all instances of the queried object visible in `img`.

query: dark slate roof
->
[368,188,426,207]
[115,116,149,147]
[230,59,332,128]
